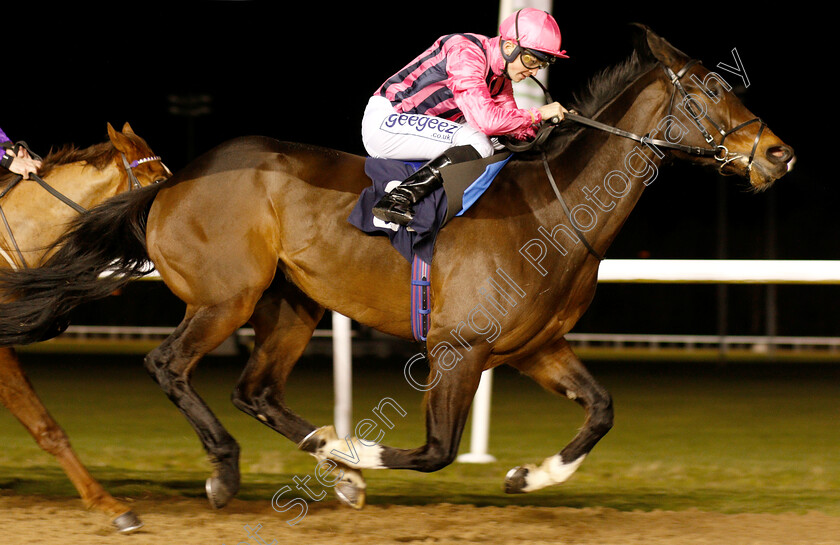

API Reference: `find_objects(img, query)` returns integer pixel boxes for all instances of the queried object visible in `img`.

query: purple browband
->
[130,156,161,168]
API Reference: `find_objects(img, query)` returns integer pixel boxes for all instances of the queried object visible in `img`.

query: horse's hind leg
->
[231,280,325,442]
[143,289,264,509]
[231,280,367,508]
[0,347,142,533]
[504,337,613,493]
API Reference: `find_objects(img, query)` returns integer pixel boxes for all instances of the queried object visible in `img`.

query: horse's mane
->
[572,50,655,117]
[518,48,656,159]
[0,142,117,189]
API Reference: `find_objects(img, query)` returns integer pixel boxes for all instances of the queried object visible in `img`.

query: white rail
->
[597,259,840,284]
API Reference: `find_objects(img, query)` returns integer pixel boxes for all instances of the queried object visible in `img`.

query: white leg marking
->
[300,425,383,469]
[299,426,369,508]
[517,454,586,492]
[320,436,384,470]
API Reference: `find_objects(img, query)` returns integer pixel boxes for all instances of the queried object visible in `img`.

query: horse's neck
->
[46,160,125,206]
[0,160,124,268]
[545,70,669,257]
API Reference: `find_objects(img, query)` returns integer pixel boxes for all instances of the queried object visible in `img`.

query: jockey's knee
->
[452,128,494,158]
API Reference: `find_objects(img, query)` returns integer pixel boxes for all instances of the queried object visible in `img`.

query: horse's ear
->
[122,122,135,135]
[630,23,689,67]
[630,23,655,60]
[107,122,133,154]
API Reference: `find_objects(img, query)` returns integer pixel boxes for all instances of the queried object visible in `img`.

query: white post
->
[457,369,497,463]
[457,0,555,465]
[332,311,353,438]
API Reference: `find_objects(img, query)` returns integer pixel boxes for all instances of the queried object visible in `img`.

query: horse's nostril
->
[766,145,793,164]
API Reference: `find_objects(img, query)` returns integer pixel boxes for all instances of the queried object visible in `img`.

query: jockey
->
[1,126,41,179]
[364,8,569,226]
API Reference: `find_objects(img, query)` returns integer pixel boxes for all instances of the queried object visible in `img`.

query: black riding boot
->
[372,145,481,226]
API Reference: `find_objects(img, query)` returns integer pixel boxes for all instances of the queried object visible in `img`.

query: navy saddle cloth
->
[347,151,512,342]
[347,152,513,264]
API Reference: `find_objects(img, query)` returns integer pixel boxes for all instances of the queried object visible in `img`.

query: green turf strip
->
[1,354,838,515]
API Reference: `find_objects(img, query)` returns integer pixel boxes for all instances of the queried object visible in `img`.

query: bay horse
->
[0,27,794,513]
[0,123,169,532]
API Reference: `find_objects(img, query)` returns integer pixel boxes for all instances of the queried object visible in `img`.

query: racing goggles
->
[520,48,555,70]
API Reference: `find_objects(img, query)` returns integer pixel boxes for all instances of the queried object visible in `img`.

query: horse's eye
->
[707,82,723,99]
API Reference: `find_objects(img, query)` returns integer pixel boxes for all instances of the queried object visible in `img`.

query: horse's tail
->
[0,182,164,346]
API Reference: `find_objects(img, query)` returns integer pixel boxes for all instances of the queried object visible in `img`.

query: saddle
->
[348,151,512,341]
[348,151,512,263]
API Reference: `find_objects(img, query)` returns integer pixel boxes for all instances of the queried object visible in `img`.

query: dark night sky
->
[3,3,832,337]
[5,5,815,173]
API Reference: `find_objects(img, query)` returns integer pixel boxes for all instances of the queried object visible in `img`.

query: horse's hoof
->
[335,479,366,510]
[112,510,144,533]
[504,466,529,494]
[335,466,367,510]
[206,476,235,509]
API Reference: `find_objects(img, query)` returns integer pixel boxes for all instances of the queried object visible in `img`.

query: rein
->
[561,111,722,159]
[540,149,604,261]
[29,174,88,214]
[505,58,767,261]
[0,143,161,269]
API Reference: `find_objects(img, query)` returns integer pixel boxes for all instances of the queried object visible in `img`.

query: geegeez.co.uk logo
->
[381,113,460,141]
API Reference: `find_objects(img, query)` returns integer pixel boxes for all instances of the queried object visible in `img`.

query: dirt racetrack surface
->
[2,496,839,545]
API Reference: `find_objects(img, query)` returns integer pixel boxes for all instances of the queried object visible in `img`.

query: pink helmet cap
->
[499,8,568,59]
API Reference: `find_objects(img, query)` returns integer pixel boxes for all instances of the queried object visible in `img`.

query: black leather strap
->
[29,174,87,213]
[541,150,604,261]
[0,153,12,170]
[563,112,719,158]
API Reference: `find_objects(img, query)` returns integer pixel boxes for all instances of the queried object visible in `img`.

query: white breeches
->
[361,96,495,161]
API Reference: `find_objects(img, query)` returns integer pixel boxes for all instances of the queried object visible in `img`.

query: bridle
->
[0,143,163,268]
[23,152,161,213]
[121,153,163,190]
[505,58,768,261]
[661,59,765,173]
[507,58,767,170]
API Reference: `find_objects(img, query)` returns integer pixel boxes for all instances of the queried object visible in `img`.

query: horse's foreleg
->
[231,281,367,508]
[143,291,261,509]
[0,347,142,532]
[504,337,613,493]
[301,343,484,473]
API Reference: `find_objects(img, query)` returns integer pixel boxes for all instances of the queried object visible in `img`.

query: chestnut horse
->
[0,28,794,512]
[0,123,169,532]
